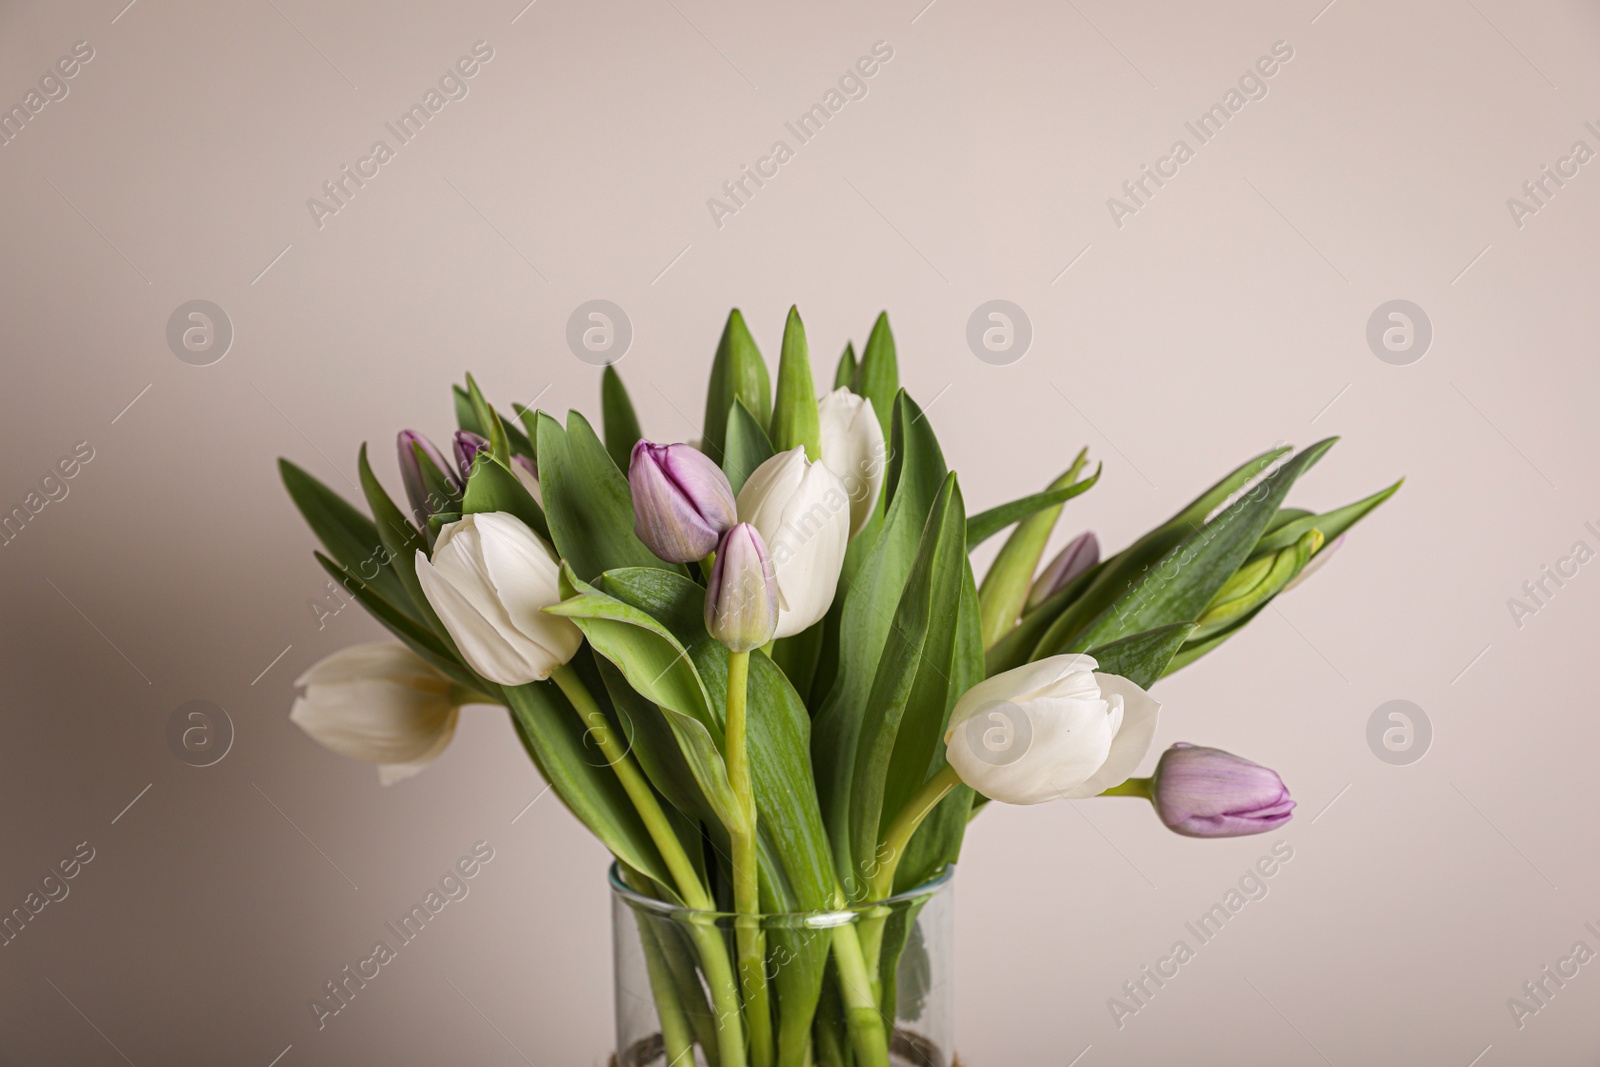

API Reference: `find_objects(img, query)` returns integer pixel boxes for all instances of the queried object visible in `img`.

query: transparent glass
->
[610,863,956,1067]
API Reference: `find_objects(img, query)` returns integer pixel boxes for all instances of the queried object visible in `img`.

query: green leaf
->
[812,390,948,883]
[548,567,716,730]
[975,451,1092,648]
[454,385,534,459]
[461,450,551,543]
[600,365,643,473]
[1087,622,1196,689]
[598,568,837,911]
[833,342,857,391]
[1194,529,1322,640]
[721,396,774,495]
[463,373,510,465]
[966,460,1100,549]
[893,566,982,894]
[356,443,432,620]
[851,312,898,445]
[1249,478,1403,559]
[1163,606,1264,676]
[1060,439,1339,654]
[1019,445,1295,665]
[311,553,474,691]
[281,459,418,624]
[536,411,681,581]
[702,308,771,460]
[549,570,746,835]
[769,305,821,461]
[848,473,971,896]
[502,680,676,893]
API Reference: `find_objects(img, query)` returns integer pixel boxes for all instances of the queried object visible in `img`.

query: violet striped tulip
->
[704,523,779,652]
[398,430,459,520]
[628,440,737,563]
[1026,531,1100,612]
[1152,743,1295,837]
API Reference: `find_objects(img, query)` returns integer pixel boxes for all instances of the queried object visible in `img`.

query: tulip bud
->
[736,447,851,638]
[704,524,779,652]
[453,430,489,481]
[455,431,542,505]
[415,512,583,686]
[1151,743,1295,837]
[398,430,461,520]
[943,655,1160,805]
[1282,534,1342,593]
[511,453,543,506]
[290,643,465,784]
[629,440,738,563]
[1025,531,1100,612]
[817,387,886,537]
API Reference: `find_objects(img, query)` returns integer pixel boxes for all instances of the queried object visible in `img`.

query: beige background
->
[2,0,1599,1063]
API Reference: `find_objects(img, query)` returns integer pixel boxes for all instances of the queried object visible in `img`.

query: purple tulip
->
[397,430,459,520]
[628,440,737,563]
[705,524,779,652]
[1026,531,1100,612]
[453,430,489,481]
[1152,743,1295,838]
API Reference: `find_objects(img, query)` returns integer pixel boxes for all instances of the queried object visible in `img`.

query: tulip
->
[1026,531,1100,612]
[736,447,851,638]
[943,654,1160,805]
[398,430,460,520]
[1150,743,1295,837]
[510,453,543,506]
[415,512,582,686]
[629,440,738,563]
[453,430,489,481]
[817,388,886,537]
[705,524,779,652]
[289,643,466,784]
[1283,534,1342,593]
[454,430,543,506]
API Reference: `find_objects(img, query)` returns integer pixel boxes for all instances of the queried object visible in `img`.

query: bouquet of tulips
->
[280,307,1399,1066]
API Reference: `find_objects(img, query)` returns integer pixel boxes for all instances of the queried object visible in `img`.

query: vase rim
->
[607,861,955,923]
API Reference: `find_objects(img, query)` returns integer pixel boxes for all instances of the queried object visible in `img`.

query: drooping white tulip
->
[736,447,851,639]
[817,388,886,538]
[289,642,464,784]
[415,512,582,686]
[943,654,1160,805]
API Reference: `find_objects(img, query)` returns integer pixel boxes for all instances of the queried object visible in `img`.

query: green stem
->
[857,764,964,1007]
[550,666,747,1067]
[828,918,891,1067]
[725,650,774,1067]
[1099,776,1153,799]
[639,914,697,1066]
[867,764,963,904]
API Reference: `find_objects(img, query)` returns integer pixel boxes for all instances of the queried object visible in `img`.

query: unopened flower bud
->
[1026,531,1100,612]
[1151,743,1295,838]
[398,430,460,520]
[629,440,738,563]
[705,524,779,652]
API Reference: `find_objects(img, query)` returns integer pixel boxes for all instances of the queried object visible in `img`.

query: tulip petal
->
[1064,672,1162,798]
[474,512,584,676]
[945,654,1100,740]
[415,547,538,686]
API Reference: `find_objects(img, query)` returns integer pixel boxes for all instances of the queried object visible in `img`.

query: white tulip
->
[415,512,582,686]
[943,654,1160,805]
[290,643,464,784]
[817,388,886,538]
[736,447,851,639]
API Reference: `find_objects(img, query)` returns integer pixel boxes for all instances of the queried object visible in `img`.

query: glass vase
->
[610,863,956,1067]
